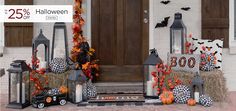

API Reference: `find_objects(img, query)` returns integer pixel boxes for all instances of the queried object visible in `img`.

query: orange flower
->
[82,62,90,70]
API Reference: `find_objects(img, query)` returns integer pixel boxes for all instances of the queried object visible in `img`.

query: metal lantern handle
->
[51,22,69,63]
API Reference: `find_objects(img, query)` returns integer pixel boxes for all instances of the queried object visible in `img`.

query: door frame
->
[86,0,154,50]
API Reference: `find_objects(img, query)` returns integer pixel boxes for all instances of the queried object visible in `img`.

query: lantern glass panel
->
[9,73,17,103]
[144,65,158,98]
[23,71,30,104]
[171,29,182,54]
[9,71,30,105]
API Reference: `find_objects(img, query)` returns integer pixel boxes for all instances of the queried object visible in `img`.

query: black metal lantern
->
[190,72,204,103]
[143,49,162,99]
[32,29,50,70]
[67,70,87,103]
[170,12,187,54]
[7,60,30,109]
[51,22,69,63]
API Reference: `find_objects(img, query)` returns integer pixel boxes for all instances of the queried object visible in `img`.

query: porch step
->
[94,82,143,94]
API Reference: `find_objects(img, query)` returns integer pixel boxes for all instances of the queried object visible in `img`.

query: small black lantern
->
[32,29,50,70]
[170,12,187,54]
[67,70,87,103]
[143,48,162,99]
[190,72,204,103]
[7,60,30,109]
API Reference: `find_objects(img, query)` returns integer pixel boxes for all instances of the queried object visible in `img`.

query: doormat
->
[78,102,145,107]
[88,94,145,103]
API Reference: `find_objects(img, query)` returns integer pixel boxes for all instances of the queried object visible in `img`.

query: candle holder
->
[7,60,30,109]
[143,49,162,99]
[51,22,69,63]
[190,72,204,102]
[170,13,187,54]
[32,29,50,70]
[67,70,87,104]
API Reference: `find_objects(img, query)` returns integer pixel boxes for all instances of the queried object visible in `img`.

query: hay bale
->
[170,70,228,102]
[47,71,71,88]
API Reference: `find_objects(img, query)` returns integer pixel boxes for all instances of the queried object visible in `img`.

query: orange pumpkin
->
[59,86,68,94]
[160,91,174,104]
[187,98,196,106]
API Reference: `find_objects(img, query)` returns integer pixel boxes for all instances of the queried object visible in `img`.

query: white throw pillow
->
[191,38,223,70]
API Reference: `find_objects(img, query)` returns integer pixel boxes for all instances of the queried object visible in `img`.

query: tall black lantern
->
[170,12,187,54]
[143,49,162,99]
[67,70,87,103]
[51,22,69,62]
[7,60,30,109]
[32,29,50,70]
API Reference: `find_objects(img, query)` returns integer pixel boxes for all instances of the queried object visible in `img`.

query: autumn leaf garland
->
[71,0,99,80]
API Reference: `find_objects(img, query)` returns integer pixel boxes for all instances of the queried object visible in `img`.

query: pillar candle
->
[194,92,200,103]
[147,81,153,96]
[76,84,83,103]
[17,83,25,103]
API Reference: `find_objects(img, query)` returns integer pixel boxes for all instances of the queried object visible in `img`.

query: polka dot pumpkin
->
[82,80,97,100]
[200,53,216,71]
[199,95,213,107]
[173,85,191,104]
[49,58,68,74]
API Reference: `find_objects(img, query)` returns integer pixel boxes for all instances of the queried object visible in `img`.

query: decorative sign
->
[167,53,200,73]
[0,5,73,22]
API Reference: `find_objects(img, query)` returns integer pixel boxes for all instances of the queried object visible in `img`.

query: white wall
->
[150,0,236,91]
[151,0,201,59]
[0,0,4,47]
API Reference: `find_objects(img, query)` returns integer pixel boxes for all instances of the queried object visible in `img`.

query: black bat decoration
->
[218,60,222,62]
[200,50,203,54]
[214,51,218,55]
[181,7,191,11]
[191,47,198,52]
[160,0,170,5]
[155,16,170,28]
[198,42,204,45]
[215,66,221,69]
[216,43,223,48]
[208,40,214,42]
[192,38,198,41]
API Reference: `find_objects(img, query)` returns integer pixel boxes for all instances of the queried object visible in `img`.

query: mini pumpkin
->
[187,98,196,106]
[59,86,68,94]
[160,91,174,104]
